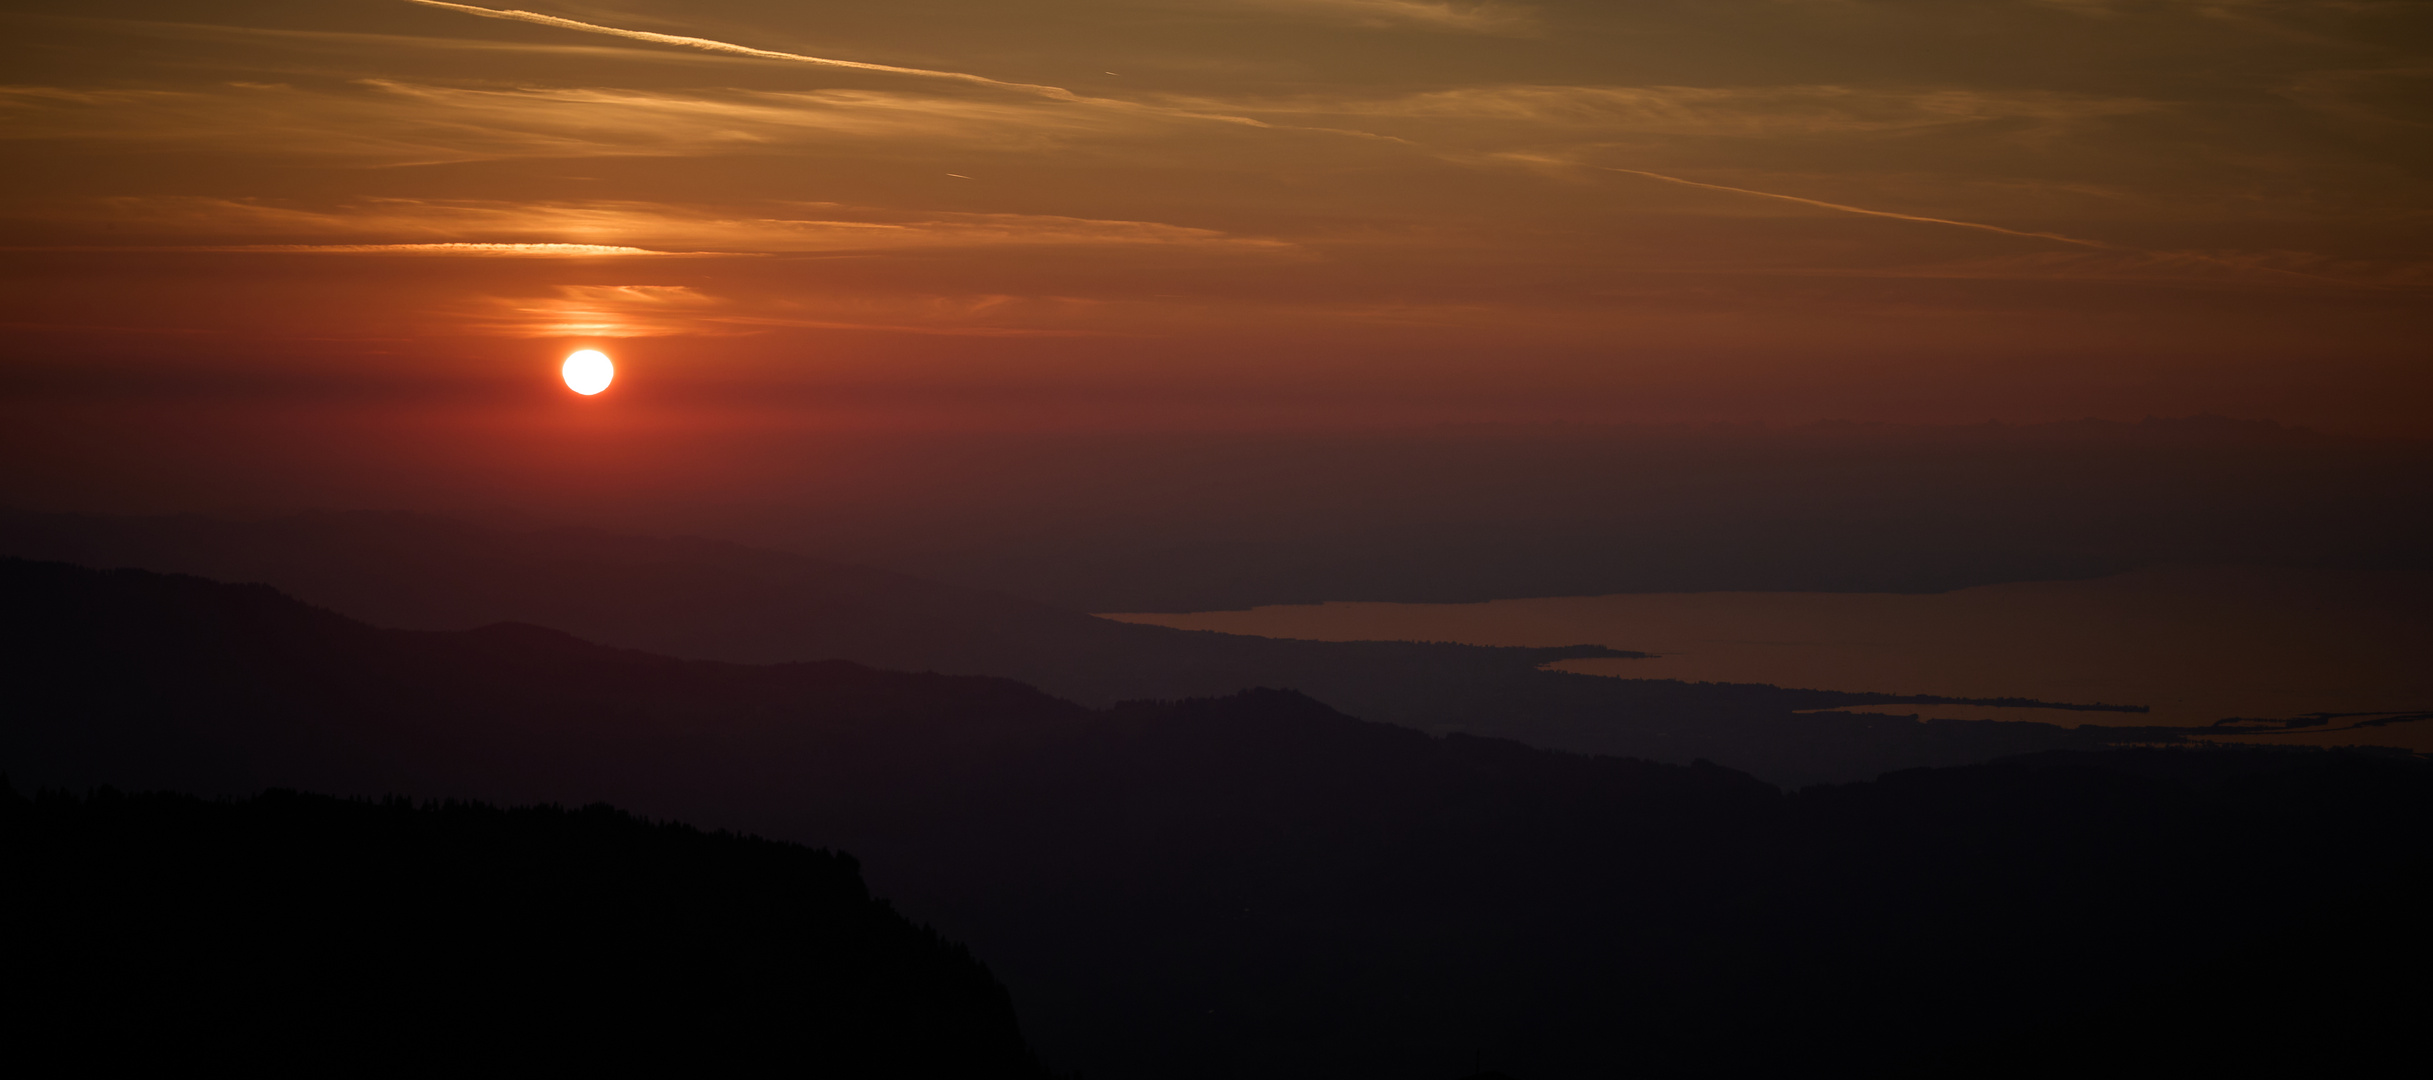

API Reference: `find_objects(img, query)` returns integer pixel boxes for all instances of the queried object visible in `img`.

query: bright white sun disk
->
[562,350,614,395]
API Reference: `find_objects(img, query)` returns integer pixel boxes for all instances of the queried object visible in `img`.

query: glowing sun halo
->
[562,350,614,395]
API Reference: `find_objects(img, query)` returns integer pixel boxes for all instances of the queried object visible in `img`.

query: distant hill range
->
[5,558,2428,1078]
[0,510,2213,785]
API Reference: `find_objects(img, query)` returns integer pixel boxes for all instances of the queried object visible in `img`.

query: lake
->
[1102,565,2433,752]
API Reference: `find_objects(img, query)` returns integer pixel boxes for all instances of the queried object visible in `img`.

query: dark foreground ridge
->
[1,783,1046,1076]
[1892,855,2433,1077]
[6,559,2431,1077]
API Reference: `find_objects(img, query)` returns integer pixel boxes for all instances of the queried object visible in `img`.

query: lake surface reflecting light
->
[1102,566,2433,752]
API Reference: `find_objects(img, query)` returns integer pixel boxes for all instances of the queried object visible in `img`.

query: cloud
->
[451,283,1124,338]
[452,283,728,337]
[15,19,2155,181]
[1230,0,1539,34]
[1843,247,2433,292]
[1480,154,2412,291]
[385,3,1316,137]
[0,75,1265,168]
[1179,82,2165,139]
[204,242,729,256]
[412,0,1542,49]
[9,6,2410,321]
[2279,66,2433,133]
[52,196,1295,256]
[2029,0,2123,16]
[55,15,789,66]
[397,0,1082,99]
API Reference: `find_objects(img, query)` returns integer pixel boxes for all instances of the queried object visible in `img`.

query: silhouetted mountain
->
[1889,856,2433,1077]
[2,782,1046,1076]
[0,513,2173,785]
[0,506,1626,704]
[6,559,2430,1077]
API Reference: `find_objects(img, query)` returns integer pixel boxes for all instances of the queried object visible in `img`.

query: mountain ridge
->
[0,512,2204,785]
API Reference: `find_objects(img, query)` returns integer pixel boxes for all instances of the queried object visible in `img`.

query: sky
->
[2,0,2428,474]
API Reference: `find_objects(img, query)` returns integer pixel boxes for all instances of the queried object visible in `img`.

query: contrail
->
[397,2,1406,136]
[401,0,2393,290]
[1594,165,2408,288]
[399,0,1080,100]
[1597,166,2113,249]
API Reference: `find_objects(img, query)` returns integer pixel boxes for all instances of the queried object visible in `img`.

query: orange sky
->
[3,0,2429,437]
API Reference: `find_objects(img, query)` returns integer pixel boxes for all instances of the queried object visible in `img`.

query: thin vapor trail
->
[399,0,1081,100]
[1595,164,2406,289]
[397,0,1307,131]
[1596,166,2112,249]
[400,6,2087,251]
[398,2,2389,291]
[391,4,2094,249]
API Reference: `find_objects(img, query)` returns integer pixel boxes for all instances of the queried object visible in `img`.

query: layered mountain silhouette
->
[4,784,1045,1076]
[6,558,2428,1078]
[2,510,2187,785]
[1891,855,2433,1078]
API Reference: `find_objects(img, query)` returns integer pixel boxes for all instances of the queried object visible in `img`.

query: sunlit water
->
[1102,566,2433,752]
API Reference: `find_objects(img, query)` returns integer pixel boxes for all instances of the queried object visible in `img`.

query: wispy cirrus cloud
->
[388,3,1376,137]
[0,71,1315,170]
[7,1,2410,334]
[48,15,789,66]
[397,0,1084,99]
[46,196,1296,256]
[0,80,1140,164]
[1177,82,2166,139]
[1229,0,1538,34]
[454,283,728,337]
[453,283,1124,338]
[1838,247,2433,290]
[4,75,2155,192]
[201,242,729,256]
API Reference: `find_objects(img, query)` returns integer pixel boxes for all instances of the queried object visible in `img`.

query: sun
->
[561,350,614,395]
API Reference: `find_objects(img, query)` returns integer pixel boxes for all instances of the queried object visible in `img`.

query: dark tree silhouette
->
[1,782,1050,1077]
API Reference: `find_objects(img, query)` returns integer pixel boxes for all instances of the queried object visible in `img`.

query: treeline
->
[1,783,1049,1077]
